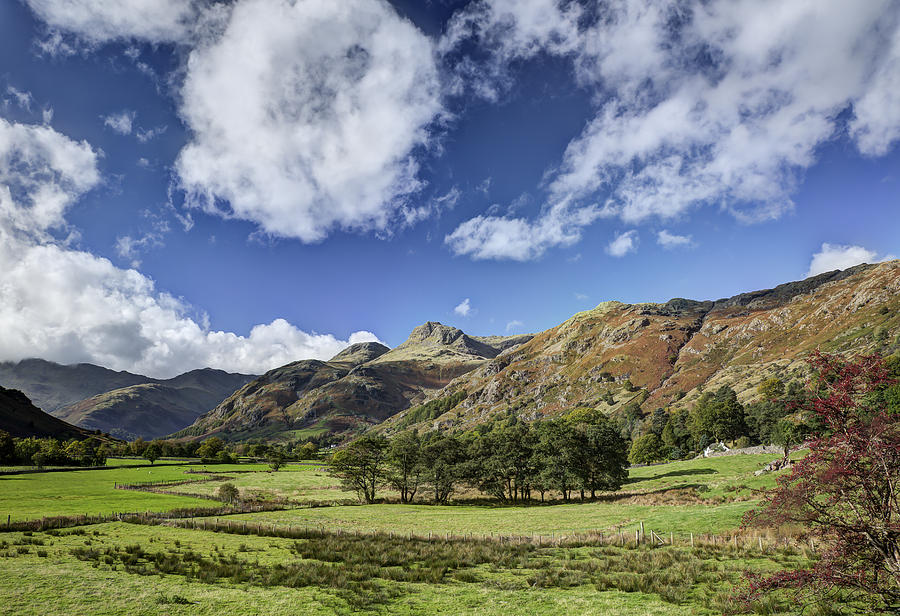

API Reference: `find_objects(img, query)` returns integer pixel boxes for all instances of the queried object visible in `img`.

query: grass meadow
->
[0,453,822,614]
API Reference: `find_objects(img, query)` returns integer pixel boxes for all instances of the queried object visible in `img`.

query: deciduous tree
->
[740,352,900,613]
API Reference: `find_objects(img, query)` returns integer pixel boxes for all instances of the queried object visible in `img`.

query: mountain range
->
[1,261,897,442]
[0,360,254,440]
[173,326,533,441]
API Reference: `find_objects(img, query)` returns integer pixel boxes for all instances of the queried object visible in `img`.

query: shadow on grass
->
[625,467,718,485]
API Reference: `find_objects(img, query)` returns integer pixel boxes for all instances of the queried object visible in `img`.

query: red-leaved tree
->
[739,351,900,613]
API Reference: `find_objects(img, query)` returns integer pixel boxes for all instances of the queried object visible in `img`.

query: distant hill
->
[54,369,256,440]
[0,359,149,414]
[382,261,900,434]
[0,360,255,440]
[174,330,534,441]
[0,386,96,440]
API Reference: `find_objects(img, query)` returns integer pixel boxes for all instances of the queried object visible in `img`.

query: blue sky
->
[0,0,898,378]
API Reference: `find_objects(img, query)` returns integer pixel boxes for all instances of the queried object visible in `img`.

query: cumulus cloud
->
[175,0,443,243]
[454,298,472,317]
[443,0,900,260]
[0,118,100,236]
[102,110,136,135]
[656,230,693,250]
[806,243,878,277]
[23,0,200,45]
[445,199,600,260]
[606,229,638,257]
[0,117,380,378]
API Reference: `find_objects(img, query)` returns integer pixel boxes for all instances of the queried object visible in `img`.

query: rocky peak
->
[328,342,391,367]
[404,322,466,346]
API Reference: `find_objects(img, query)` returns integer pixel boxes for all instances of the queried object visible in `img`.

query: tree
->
[690,386,746,443]
[649,408,668,436]
[32,451,47,469]
[385,431,422,503]
[0,430,14,464]
[329,435,388,504]
[294,442,317,460]
[421,433,465,504]
[740,352,900,613]
[196,437,225,460]
[268,452,285,471]
[217,483,239,504]
[567,410,628,500]
[756,377,785,401]
[142,443,161,465]
[629,433,666,465]
[534,419,579,502]
[662,408,693,452]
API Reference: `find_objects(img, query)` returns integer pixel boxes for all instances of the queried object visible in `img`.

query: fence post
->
[690,532,694,548]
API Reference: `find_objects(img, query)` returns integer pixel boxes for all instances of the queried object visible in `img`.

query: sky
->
[0,0,898,378]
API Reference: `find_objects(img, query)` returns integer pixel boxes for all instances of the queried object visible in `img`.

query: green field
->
[0,453,816,614]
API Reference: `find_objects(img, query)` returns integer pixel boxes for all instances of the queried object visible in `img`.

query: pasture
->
[0,453,816,614]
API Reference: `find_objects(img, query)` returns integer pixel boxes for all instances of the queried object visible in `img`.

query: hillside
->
[175,330,533,441]
[0,359,150,414]
[0,360,255,439]
[382,261,900,433]
[54,368,256,440]
[0,386,97,440]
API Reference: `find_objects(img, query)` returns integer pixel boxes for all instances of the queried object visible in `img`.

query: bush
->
[734,436,752,449]
[217,483,239,504]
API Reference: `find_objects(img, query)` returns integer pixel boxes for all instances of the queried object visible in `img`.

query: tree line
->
[329,407,629,504]
[625,354,900,465]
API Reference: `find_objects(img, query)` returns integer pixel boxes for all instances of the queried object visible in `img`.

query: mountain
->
[382,261,900,433]
[0,360,255,440]
[0,359,149,415]
[0,386,96,440]
[54,369,256,440]
[175,331,533,441]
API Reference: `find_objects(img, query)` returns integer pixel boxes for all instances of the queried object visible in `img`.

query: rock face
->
[383,261,900,432]
[0,360,255,440]
[0,386,96,440]
[175,330,535,441]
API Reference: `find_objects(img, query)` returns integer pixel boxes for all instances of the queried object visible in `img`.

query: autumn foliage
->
[739,352,900,612]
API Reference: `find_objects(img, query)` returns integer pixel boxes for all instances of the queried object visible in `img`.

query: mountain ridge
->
[381,261,899,434]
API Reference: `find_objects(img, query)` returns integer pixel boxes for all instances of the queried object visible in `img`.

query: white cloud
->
[606,230,638,258]
[0,117,381,378]
[0,118,99,236]
[175,0,443,243]
[24,0,199,45]
[454,298,472,317]
[102,110,136,135]
[656,229,693,249]
[5,86,34,112]
[850,22,900,156]
[505,319,523,332]
[806,243,878,277]
[574,292,588,301]
[445,199,599,260]
[135,125,167,143]
[443,0,900,260]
